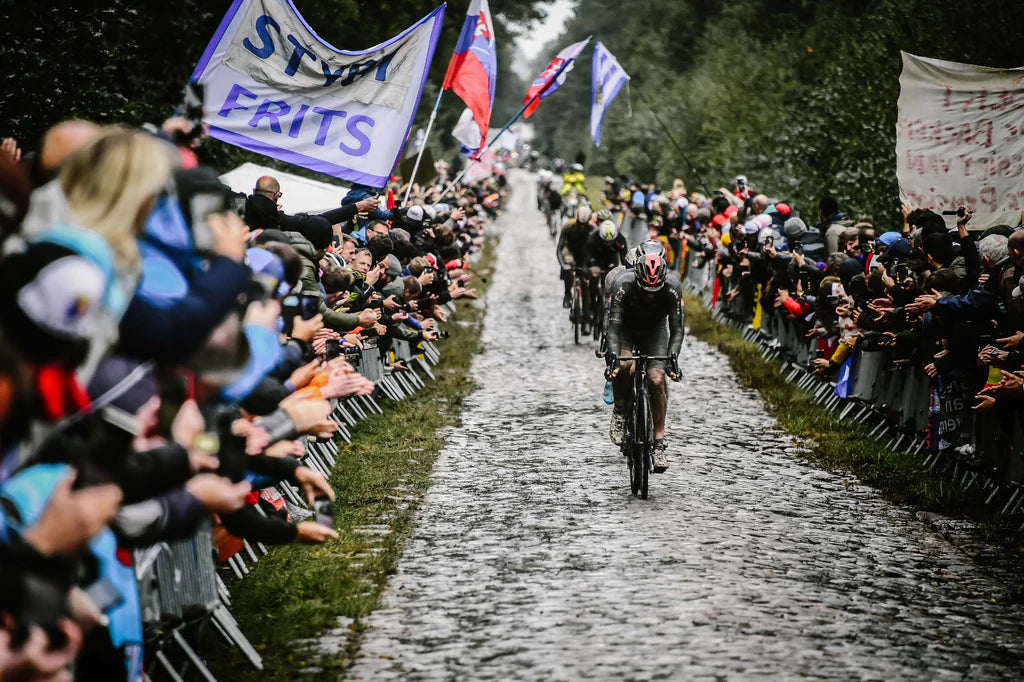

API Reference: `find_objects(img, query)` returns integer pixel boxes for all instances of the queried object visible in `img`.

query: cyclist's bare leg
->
[560,255,575,302]
[588,266,602,320]
[612,352,634,411]
[648,368,668,440]
[580,275,593,323]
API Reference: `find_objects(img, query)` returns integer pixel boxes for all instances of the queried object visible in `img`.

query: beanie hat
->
[774,202,791,217]
[784,217,808,238]
[87,355,157,416]
[252,228,289,246]
[838,258,863,286]
[883,238,911,261]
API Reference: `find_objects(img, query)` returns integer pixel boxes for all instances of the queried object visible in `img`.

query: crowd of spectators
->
[0,116,499,680]
[592,171,1024,485]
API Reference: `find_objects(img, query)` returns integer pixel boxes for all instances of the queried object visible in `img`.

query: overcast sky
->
[510,0,576,79]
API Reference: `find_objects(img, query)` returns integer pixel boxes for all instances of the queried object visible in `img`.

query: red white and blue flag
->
[523,37,591,118]
[442,0,497,156]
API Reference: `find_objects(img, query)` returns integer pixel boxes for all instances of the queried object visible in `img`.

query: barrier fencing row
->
[679,253,1024,529]
[138,303,457,681]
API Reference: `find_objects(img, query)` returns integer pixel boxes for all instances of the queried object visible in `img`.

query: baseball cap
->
[385,254,402,278]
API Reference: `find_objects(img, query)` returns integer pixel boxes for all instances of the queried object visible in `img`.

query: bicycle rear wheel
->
[572,287,582,345]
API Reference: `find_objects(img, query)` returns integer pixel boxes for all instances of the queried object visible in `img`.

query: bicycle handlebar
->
[607,354,675,362]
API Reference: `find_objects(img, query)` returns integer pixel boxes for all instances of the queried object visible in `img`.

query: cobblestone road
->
[347,172,1024,680]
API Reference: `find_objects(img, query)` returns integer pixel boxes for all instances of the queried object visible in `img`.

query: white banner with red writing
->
[191,0,445,188]
[896,51,1024,230]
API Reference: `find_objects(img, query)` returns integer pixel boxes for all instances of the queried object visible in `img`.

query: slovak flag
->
[442,0,497,156]
[523,37,591,118]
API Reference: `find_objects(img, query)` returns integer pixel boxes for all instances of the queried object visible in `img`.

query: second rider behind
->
[556,205,596,331]
[605,253,684,472]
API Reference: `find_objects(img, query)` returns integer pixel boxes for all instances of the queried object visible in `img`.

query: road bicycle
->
[609,352,672,499]
[569,267,587,345]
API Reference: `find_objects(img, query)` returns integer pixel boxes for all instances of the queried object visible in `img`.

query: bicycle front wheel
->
[639,444,650,499]
[629,447,642,496]
[637,382,653,500]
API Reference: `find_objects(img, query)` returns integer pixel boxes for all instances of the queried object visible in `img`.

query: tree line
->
[526,0,1024,225]
[0,0,535,177]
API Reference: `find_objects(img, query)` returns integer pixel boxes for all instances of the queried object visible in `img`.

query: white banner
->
[191,0,445,187]
[896,51,1024,229]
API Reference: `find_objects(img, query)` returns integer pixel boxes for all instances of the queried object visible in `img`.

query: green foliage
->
[528,0,1024,225]
[0,0,533,173]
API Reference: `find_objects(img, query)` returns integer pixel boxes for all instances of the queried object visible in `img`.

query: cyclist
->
[556,205,596,329]
[605,252,684,472]
[584,217,628,330]
[561,162,587,197]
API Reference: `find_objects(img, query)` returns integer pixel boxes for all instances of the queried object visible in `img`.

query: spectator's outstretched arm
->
[119,256,250,363]
[319,203,358,225]
[113,488,206,546]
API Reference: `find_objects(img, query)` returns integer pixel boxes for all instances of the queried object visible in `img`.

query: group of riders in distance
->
[536,162,684,498]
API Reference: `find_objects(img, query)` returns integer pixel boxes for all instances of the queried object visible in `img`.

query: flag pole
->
[402,90,444,205]
[634,88,709,196]
[434,40,589,203]
[433,95,536,203]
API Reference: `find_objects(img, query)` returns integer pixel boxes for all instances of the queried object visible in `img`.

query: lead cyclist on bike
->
[605,252,684,472]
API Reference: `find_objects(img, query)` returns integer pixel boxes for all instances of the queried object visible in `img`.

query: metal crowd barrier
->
[679,250,1024,527]
[139,317,448,680]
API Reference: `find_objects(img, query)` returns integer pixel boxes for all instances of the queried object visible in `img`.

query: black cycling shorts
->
[617,320,670,370]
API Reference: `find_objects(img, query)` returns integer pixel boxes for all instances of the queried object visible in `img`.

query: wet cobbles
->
[347,172,1024,681]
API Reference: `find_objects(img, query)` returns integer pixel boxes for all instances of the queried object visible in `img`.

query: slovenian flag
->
[523,37,591,118]
[442,0,497,156]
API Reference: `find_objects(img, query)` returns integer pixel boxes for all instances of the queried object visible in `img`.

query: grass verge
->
[209,241,496,681]
[683,292,1023,532]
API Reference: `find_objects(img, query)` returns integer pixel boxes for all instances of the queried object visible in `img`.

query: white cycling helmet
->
[576,205,593,223]
[625,239,667,266]
[598,220,618,241]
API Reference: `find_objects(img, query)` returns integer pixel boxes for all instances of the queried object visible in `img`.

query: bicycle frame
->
[615,352,672,499]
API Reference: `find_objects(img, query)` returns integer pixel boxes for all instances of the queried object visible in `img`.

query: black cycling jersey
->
[606,270,684,362]
[556,220,594,268]
[584,231,628,270]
